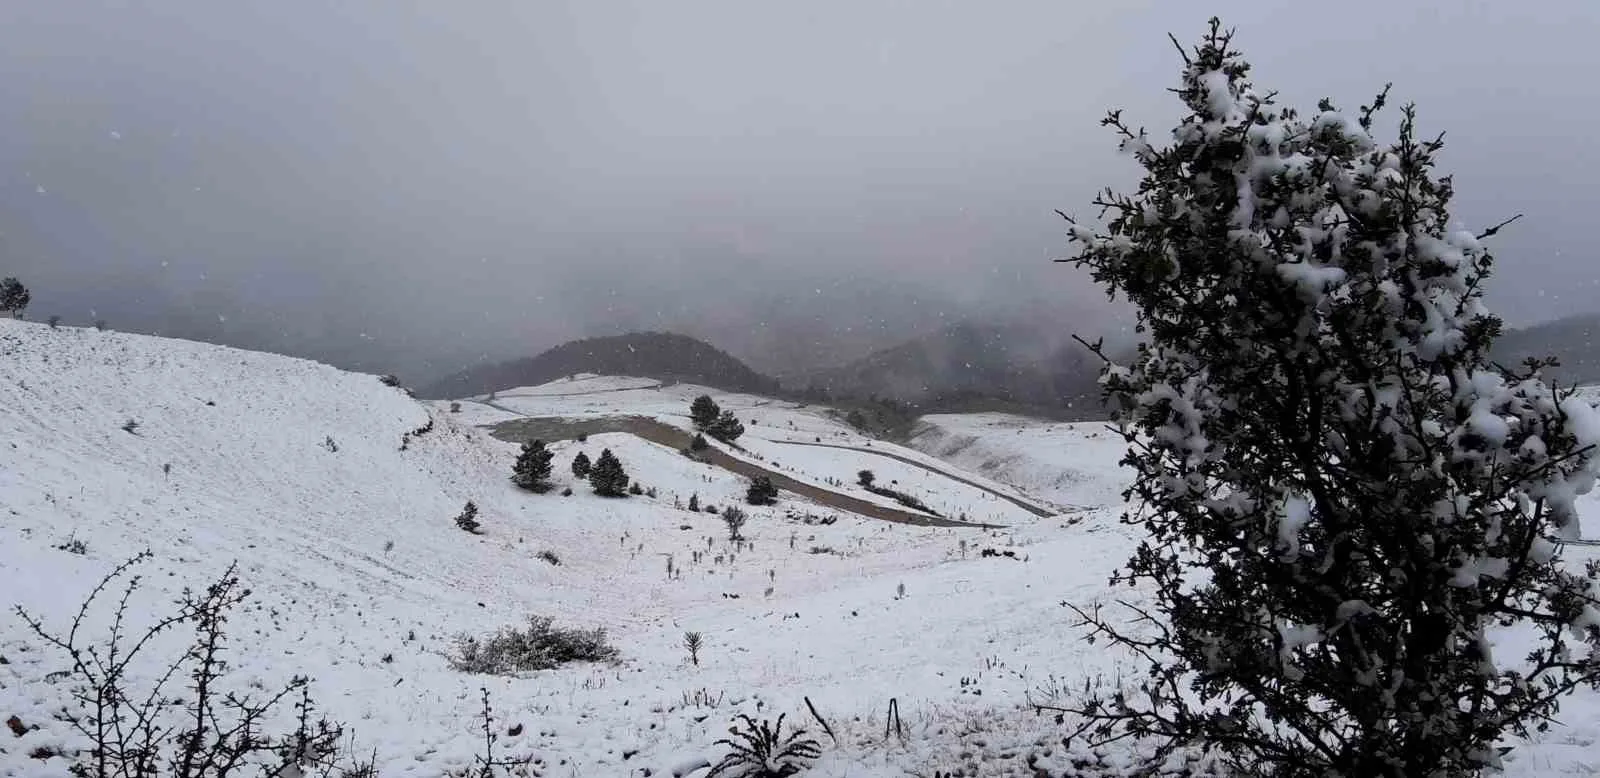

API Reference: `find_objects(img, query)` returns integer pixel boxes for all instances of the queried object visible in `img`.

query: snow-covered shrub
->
[1052,18,1600,777]
[449,615,619,675]
[536,549,561,566]
[455,500,482,534]
[0,277,29,317]
[721,507,748,541]
[54,537,88,555]
[707,713,820,778]
[16,553,357,776]
[447,688,534,777]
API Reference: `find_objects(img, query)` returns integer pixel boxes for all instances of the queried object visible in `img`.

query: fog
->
[2,1,1595,382]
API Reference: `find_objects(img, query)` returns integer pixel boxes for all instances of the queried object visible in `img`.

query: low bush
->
[450,615,619,675]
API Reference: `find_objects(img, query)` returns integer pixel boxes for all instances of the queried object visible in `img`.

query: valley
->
[5,319,1600,777]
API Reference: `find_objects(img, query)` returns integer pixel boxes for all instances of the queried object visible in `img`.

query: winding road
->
[764,439,1059,518]
[482,411,1009,529]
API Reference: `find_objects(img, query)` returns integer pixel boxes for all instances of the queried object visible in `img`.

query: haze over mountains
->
[416,312,1597,422]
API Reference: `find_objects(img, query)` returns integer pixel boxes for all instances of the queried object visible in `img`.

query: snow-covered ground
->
[452,376,1054,526]
[3,320,1599,776]
[907,414,1128,511]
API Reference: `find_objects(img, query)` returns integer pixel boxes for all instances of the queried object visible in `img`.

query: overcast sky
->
[1,1,1595,380]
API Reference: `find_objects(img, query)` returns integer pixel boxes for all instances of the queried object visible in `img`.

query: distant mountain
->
[1493,313,1600,385]
[791,321,1111,419]
[420,331,780,399]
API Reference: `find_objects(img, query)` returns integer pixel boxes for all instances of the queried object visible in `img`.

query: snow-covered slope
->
[455,375,1056,526]
[0,322,1138,776]
[3,322,1599,776]
[907,413,1128,511]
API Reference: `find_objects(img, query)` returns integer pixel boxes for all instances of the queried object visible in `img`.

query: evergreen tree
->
[688,492,700,512]
[454,500,481,534]
[857,470,875,487]
[690,395,721,430]
[745,476,778,506]
[708,410,744,443]
[571,451,592,478]
[511,439,554,492]
[1052,20,1600,777]
[587,448,630,497]
[0,277,29,318]
[689,433,710,451]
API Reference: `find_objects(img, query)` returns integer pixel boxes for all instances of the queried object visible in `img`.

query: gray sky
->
[2,1,1595,380]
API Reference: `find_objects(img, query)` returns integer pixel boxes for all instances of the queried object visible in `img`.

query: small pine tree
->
[588,449,630,497]
[745,476,778,506]
[688,492,700,512]
[1053,19,1600,778]
[708,410,744,443]
[628,481,644,496]
[571,451,592,478]
[0,277,29,318]
[689,433,710,451]
[690,395,721,430]
[454,501,481,534]
[511,439,554,492]
[856,469,875,487]
[46,315,60,329]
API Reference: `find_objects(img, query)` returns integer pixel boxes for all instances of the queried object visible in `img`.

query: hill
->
[420,331,779,399]
[5,319,1600,777]
[1494,313,1600,385]
[791,321,1110,420]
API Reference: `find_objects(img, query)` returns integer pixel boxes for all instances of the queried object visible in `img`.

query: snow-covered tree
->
[454,501,481,534]
[0,277,29,317]
[708,410,744,443]
[588,449,630,497]
[511,439,554,492]
[1052,19,1600,777]
[690,395,720,430]
[745,476,778,506]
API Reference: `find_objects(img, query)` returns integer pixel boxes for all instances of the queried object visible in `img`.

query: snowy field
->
[452,376,1053,526]
[908,414,1129,512]
[3,319,1600,776]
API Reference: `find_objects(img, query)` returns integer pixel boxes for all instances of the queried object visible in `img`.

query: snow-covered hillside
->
[3,321,1599,776]
[908,414,1128,511]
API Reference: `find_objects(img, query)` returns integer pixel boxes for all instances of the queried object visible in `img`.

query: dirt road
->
[766,439,1059,518]
[486,414,1002,529]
